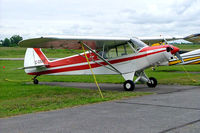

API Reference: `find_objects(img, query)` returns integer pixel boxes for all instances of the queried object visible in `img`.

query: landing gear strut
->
[123,80,135,91]
[122,71,157,91]
[147,77,157,88]
[32,75,39,84]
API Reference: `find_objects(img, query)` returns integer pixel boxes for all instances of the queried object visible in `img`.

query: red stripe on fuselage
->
[33,48,49,65]
[139,45,169,52]
[34,48,98,68]
[28,49,166,75]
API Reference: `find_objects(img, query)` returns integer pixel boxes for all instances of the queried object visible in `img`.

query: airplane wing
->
[19,33,200,49]
[183,33,200,43]
[139,33,200,44]
[19,36,130,50]
[139,36,182,44]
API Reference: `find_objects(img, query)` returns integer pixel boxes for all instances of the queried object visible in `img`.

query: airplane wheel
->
[33,79,39,84]
[147,77,157,88]
[123,80,135,91]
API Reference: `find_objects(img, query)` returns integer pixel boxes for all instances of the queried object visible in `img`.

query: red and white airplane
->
[19,34,200,91]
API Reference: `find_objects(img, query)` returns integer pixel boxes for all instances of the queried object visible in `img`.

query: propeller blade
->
[175,52,184,63]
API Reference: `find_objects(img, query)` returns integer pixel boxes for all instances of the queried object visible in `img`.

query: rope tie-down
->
[80,42,104,99]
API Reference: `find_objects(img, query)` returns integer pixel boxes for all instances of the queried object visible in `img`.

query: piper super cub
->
[19,33,200,91]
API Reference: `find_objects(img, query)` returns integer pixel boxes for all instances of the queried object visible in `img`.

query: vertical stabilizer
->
[24,48,49,68]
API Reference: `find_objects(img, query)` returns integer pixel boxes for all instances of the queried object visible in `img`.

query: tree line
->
[0,35,23,47]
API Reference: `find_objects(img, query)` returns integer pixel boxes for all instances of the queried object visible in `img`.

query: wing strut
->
[79,41,122,74]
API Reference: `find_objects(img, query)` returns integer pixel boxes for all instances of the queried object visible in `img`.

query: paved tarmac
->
[0,83,200,133]
[40,82,199,94]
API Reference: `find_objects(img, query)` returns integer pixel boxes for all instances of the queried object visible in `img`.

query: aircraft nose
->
[170,45,180,54]
[170,45,184,62]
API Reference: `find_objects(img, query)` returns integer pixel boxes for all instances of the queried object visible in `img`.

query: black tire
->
[147,77,157,88]
[123,80,135,91]
[33,79,39,84]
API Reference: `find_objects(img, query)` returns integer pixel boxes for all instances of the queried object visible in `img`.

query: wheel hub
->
[126,83,131,89]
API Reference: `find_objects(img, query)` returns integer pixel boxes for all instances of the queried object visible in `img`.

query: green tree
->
[0,40,3,47]
[3,38,10,47]
[10,35,23,45]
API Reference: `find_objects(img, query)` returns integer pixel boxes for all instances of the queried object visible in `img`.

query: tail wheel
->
[33,79,39,84]
[123,80,135,91]
[147,77,157,88]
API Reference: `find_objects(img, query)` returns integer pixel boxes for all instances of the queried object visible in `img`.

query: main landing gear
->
[123,80,135,91]
[147,77,157,88]
[123,71,157,91]
[32,75,39,84]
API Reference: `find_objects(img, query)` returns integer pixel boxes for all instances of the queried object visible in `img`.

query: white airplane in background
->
[19,33,200,91]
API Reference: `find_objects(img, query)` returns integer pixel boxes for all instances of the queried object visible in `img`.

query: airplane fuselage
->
[24,45,176,77]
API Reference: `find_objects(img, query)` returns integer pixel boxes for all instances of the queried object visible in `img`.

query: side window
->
[106,47,117,59]
[117,45,127,56]
[105,43,135,59]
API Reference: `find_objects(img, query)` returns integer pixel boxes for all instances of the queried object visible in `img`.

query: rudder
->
[24,48,49,68]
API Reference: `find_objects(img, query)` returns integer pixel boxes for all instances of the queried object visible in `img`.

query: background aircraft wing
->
[139,33,200,44]
[183,33,200,43]
[19,36,130,50]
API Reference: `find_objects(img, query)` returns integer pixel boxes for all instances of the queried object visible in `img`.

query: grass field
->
[173,44,200,51]
[0,47,82,58]
[0,60,152,118]
[1,60,200,118]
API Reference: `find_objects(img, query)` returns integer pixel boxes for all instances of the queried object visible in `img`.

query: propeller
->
[166,45,184,63]
[175,52,184,63]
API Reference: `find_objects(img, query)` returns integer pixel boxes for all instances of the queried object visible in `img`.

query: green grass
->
[0,47,26,58]
[153,64,200,72]
[147,65,200,86]
[0,60,151,118]
[0,60,200,117]
[0,47,82,58]
[173,44,200,51]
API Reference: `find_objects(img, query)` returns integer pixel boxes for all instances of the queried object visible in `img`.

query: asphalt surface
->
[0,83,200,133]
[39,82,199,94]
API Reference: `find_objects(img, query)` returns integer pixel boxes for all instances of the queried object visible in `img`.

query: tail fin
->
[24,48,49,68]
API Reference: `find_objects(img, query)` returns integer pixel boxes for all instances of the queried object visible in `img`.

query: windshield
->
[98,38,148,59]
[130,37,148,50]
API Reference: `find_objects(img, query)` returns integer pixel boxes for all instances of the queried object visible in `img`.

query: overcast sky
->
[0,0,200,40]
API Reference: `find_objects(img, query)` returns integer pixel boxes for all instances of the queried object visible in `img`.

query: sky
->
[0,0,200,40]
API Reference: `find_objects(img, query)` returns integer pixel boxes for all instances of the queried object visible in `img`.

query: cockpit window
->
[98,38,147,59]
[99,43,135,59]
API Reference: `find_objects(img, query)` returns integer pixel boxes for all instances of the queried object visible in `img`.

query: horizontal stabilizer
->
[18,64,48,70]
